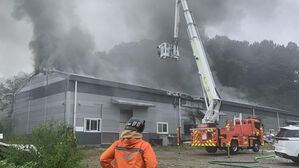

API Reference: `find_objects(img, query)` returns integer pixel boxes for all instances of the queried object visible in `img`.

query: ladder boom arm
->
[180,0,221,124]
[158,0,221,124]
[173,0,181,45]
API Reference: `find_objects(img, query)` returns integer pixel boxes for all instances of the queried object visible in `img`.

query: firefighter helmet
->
[125,118,145,133]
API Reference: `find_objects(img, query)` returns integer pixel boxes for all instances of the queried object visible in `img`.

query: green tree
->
[0,73,29,134]
[206,36,299,113]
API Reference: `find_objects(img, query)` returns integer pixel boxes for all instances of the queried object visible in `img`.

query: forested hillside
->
[95,36,299,113]
[206,36,299,112]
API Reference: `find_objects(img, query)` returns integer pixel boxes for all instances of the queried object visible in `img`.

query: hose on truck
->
[208,154,276,168]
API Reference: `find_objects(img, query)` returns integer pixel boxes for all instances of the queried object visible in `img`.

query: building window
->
[157,122,168,134]
[84,118,101,132]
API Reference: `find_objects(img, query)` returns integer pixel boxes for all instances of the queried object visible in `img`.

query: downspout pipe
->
[73,80,78,134]
[277,112,280,129]
[178,96,182,128]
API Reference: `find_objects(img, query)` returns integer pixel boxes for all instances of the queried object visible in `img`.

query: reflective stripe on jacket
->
[100,138,158,168]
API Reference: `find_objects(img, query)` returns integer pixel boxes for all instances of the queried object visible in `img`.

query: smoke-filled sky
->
[1,0,299,78]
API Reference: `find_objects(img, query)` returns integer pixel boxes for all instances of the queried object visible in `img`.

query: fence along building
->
[12,70,299,145]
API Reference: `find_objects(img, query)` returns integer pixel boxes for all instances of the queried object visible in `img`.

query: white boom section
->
[181,0,221,124]
[157,0,180,59]
[158,0,221,124]
[173,0,180,49]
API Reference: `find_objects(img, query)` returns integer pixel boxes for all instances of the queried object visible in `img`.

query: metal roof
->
[222,100,297,116]
[21,70,298,117]
[111,98,155,107]
[51,70,198,100]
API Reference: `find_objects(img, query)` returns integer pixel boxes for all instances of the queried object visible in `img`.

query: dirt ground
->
[81,145,298,168]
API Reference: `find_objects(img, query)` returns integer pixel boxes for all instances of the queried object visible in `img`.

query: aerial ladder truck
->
[158,0,264,153]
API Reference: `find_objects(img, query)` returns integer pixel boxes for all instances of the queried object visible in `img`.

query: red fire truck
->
[157,0,265,154]
[190,116,264,153]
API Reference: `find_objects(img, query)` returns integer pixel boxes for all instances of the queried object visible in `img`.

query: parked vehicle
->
[274,125,299,163]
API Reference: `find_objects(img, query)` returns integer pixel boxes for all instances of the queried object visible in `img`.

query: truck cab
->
[220,118,264,153]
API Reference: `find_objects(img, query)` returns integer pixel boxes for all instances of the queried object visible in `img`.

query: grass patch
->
[153,144,201,152]
[261,143,275,150]
[79,145,110,159]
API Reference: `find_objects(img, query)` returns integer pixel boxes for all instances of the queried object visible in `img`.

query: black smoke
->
[13,0,97,74]
[12,0,280,98]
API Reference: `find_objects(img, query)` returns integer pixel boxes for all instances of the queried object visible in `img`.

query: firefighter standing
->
[100,118,158,168]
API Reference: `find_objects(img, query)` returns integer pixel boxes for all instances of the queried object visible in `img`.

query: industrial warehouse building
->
[12,70,299,145]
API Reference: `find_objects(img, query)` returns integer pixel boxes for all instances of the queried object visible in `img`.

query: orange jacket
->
[100,138,158,168]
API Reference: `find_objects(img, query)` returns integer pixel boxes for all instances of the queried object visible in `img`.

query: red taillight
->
[275,137,289,141]
[199,124,207,128]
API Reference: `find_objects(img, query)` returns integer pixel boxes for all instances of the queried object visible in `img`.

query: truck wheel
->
[253,141,260,152]
[205,147,217,153]
[291,155,299,164]
[230,141,239,154]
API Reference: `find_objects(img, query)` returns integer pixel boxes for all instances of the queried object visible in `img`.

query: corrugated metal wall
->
[13,73,67,134]
[73,92,179,144]
[12,71,299,145]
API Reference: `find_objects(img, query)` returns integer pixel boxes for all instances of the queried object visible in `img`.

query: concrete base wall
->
[76,132,178,146]
[76,132,102,145]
